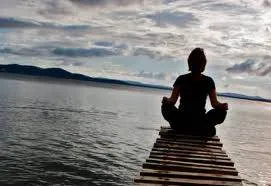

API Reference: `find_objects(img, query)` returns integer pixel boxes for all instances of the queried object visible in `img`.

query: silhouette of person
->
[161,48,228,136]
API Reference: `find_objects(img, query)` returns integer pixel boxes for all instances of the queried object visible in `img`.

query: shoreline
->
[1,72,270,103]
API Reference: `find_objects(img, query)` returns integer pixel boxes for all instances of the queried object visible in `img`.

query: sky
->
[0,0,270,99]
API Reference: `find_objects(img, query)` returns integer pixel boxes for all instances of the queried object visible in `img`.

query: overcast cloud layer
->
[0,0,270,98]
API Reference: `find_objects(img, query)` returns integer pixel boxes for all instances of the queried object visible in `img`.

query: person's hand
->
[219,103,228,110]
[162,96,169,104]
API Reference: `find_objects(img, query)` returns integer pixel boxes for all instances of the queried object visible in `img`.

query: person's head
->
[188,48,207,73]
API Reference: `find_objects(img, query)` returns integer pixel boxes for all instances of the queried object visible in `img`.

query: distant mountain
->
[0,64,270,103]
[217,92,271,103]
[0,64,171,90]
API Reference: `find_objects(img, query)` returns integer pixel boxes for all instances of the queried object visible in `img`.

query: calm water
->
[0,78,270,186]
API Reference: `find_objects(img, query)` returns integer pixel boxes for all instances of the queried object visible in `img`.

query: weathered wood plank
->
[153,143,223,153]
[150,151,231,161]
[156,139,222,150]
[143,162,239,176]
[134,176,242,186]
[159,131,220,141]
[134,183,174,186]
[160,127,220,142]
[140,169,242,182]
[146,158,235,170]
[160,126,220,137]
[148,154,234,166]
[134,126,242,185]
[152,147,228,157]
[158,137,223,147]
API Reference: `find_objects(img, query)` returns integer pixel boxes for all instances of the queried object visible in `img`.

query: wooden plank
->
[146,158,235,169]
[148,152,234,165]
[152,148,228,157]
[140,169,242,182]
[159,132,220,142]
[150,151,231,161]
[143,162,239,176]
[160,126,220,137]
[158,137,223,147]
[153,143,223,153]
[149,154,234,166]
[134,127,242,185]
[146,158,235,170]
[156,139,222,150]
[156,138,222,148]
[159,127,219,138]
[134,176,242,186]
[152,147,228,158]
[134,183,170,186]
[160,127,220,142]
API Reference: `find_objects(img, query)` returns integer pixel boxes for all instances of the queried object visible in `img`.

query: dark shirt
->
[173,73,215,114]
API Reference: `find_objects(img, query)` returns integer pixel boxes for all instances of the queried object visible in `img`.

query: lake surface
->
[0,78,270,185]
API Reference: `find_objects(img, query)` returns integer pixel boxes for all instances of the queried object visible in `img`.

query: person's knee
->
[161,102,173,121]
[161,102,179,124]
[215,109,227,124]
[206,109,227,125]
[161,102,169,117]
[161,102,175,113]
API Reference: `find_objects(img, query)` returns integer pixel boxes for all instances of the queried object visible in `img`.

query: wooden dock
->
[134,126,243,186]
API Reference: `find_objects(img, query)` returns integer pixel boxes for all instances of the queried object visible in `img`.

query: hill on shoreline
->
[0,64,270,103]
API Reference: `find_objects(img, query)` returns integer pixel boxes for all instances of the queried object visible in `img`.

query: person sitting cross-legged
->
[161,48,228,137]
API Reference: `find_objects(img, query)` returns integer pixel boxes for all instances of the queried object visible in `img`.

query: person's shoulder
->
[202,74,214,82]
[177,73,191,80]
[202,74,215,88]
[173,73,190,87]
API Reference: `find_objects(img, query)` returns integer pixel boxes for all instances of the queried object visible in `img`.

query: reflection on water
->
[0,78,270,185]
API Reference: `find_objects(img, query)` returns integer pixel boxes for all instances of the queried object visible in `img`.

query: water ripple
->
[1,79,270,185]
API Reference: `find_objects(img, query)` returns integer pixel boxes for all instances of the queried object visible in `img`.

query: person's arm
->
[162,86,180,105]
[209,88,228,110]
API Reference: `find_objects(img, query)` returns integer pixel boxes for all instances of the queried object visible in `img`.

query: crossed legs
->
[161,102,227,136]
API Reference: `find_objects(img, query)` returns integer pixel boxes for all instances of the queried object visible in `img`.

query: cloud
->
[69,0,144,7]
[226,59,271,76]
[0,17,41,28]
[132,46,176,60]
[146,11,198,27]
[52,47,119,57]
[94,41,114,47]
[226,59,255,73]
[0,39,128,58]
[135,70,175,81]
[0,17,89,30]
[260,66,271,76]
[262,0,271,7]
[0,47,47,56]
[60,60,85,67]
[38,0,75,18]
[52,41,129,58]
[133,47,159,58]
[94,41,128,51]
[1,0,271,99]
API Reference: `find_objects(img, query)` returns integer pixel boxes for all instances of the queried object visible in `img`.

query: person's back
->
[174,73,214,115]
[161,48,228,136]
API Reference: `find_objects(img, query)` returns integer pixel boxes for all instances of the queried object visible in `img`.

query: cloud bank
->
[69,0,144,7]
[0,17,89,30]
[52,47,118,57]
[147,11,198,28]
[226,59,271,76]
[38,1,75,18]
